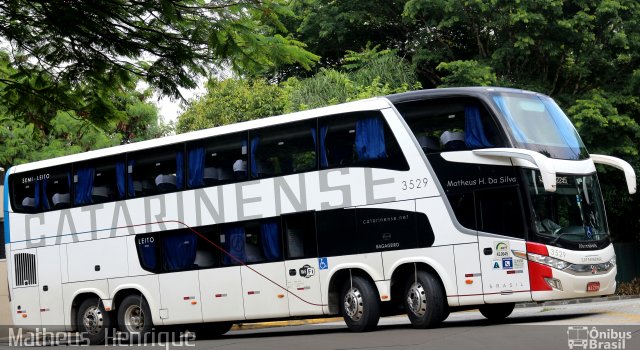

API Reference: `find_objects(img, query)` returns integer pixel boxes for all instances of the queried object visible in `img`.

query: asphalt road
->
[3,299,640,349]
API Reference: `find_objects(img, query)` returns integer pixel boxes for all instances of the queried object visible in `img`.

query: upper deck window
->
[491,93,587,160]
[397,98,504,153]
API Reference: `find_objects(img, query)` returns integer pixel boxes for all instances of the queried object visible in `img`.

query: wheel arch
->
[69,290,108,331]
[388,260,453,308]
[326,267,379,314]
[111,285,161,326]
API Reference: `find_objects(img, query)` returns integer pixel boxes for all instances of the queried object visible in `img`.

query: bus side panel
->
[199,267,245,322]
[10,286,41,328]
[38,244,65,330]
[66,237,129,282]
[416,197,475,246]
[453,243,484,306]
[108,275,162,326]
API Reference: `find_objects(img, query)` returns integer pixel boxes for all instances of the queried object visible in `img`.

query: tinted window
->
[136,233,159,272]
[319,112,408,171]
[283,212,317,259]
[11,166,72,212]
[250,120,316,179]
[220,219,283,266]
[74,156,125,205]
[129,144,184,197]
[397,98,504,153]
[187,132,247,189]
[317,209,358,256]
[475,187,525,238]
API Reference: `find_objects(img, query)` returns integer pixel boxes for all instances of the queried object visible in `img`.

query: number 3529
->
[401,178,428,190]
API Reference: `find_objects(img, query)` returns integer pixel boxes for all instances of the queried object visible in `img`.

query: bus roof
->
[385,86,540,104]
[11,97,393,174]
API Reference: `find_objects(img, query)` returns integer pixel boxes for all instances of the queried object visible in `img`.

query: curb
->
[515,294,640,308]
[232,317,343,331]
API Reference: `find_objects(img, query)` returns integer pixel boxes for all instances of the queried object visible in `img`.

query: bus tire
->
[340,275,380,332]
[76,297,111,345]
[478,303,515,321]
[191,322,233,340]
[404,270,445,329]
[117,295,153,340]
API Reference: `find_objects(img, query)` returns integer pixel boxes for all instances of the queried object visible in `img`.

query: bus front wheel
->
[117,295,153,339]
[404,270,445,328]
[478,303,515,321]
[340,275,380,332]
[76,297,112,345]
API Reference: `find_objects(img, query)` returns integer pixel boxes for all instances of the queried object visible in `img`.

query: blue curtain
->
[355,117,387,160]
[162,231,197,271]
[127,159,136,197]
[34,180,41,209]
[492,96,527,143]
[41,178,50,210]
[188,147,205,188]
[464,105,493,148]
[223,226,246,265]
[116,162,126,199]
[250,136,260,177]
[75,168,95,205]
[176,151,184,189]
[319,126,328,167]
[261,221,281,261]
[540,98,581,159]
[139,239,157,270]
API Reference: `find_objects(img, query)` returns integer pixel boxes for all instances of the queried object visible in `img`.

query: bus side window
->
[220,219,283,265]
[316,209,358,257]
[475,187,526,239]
[161,229,198,272]
[135,233,159,272]
[249,120,316,179]
[283,212,317,259]
[318,112,408,171]
[74,156,124,206]
[128,145,184,198]
[399,99,504,153]
[187,132,247,189]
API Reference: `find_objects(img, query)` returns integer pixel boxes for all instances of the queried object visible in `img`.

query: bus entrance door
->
[477,237,532,303]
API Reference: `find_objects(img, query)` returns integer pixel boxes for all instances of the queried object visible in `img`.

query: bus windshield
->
[525,170,609,244]
[492,93,588,160]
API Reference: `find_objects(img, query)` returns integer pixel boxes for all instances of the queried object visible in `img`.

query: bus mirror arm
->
[472,148,557,192]
[590,154,637,195]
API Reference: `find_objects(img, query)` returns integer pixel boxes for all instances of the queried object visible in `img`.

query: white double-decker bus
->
[3,87,636,343]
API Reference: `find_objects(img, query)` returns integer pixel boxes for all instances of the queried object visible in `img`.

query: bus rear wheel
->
[340,275,380,332]
[478,303,515,321]
[117,295,153,340]
[404,270,445,328]
[76,297,111,345]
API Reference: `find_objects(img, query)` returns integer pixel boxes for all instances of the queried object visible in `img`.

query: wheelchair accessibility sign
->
[319,257,328,270]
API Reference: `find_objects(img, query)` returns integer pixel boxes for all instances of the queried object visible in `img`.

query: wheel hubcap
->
[406,282,427,317]
[344,287,364,321]
[82,306,104,335]
[123,304,145,333]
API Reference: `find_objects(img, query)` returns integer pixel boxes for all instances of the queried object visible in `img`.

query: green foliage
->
[177,79,288,133]
[178,53,421,131]
[436,60,498,87]
[0,0,318,127]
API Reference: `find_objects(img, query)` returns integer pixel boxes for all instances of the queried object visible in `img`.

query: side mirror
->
[590,154,637,194]
[472,148,557,192]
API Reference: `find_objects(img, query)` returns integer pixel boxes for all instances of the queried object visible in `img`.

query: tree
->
[0,0,318,126]
[177,50,420,132]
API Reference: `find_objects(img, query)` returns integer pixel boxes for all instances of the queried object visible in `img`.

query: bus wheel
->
[76,297,111,345]
[479,303,515,321]
[341,275,380,332]
[117,295,153,340]
[404,270,445,329]
[191,322,233,340]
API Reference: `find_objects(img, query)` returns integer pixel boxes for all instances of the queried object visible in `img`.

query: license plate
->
[587,282,600,292]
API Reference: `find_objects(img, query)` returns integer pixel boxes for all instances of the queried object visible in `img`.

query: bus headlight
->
[527,252,570,270]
